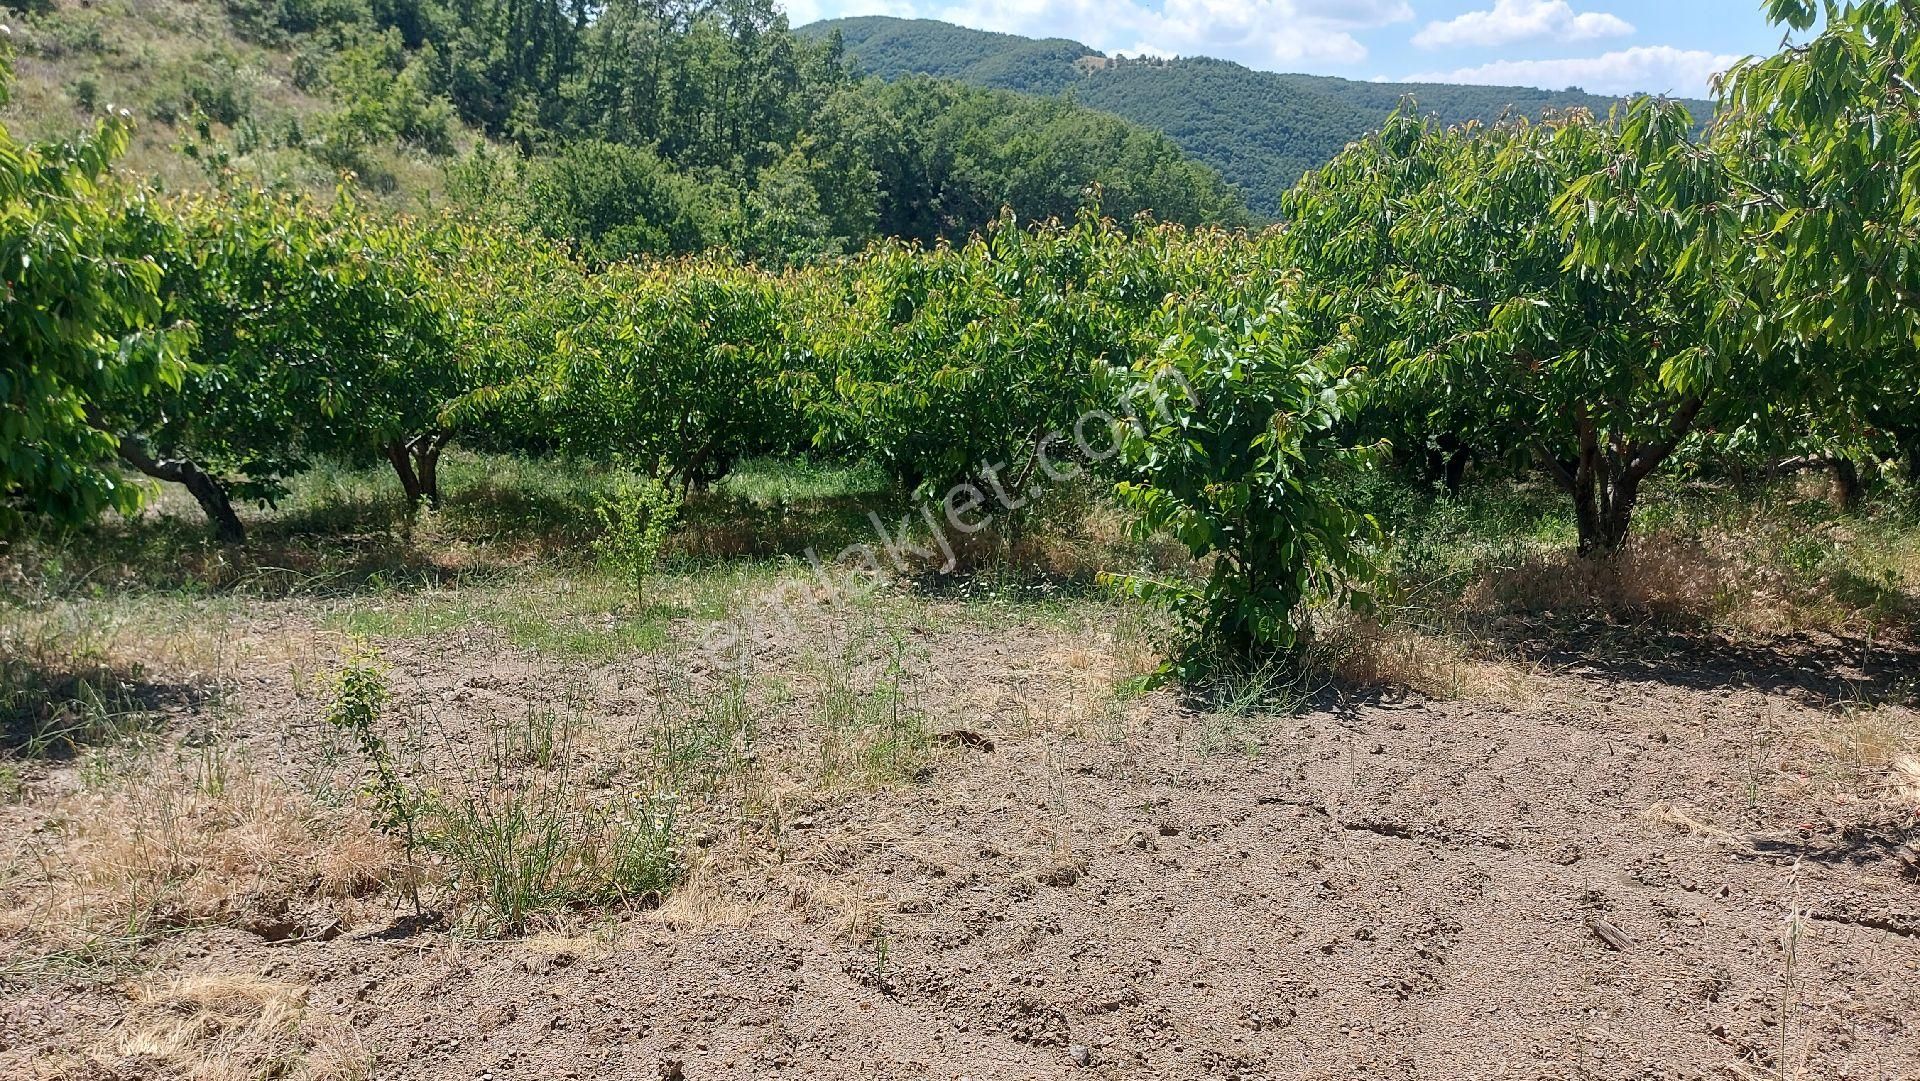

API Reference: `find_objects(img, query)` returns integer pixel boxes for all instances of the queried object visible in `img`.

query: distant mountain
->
[801,16,1714,216]
[806,17,1099,94]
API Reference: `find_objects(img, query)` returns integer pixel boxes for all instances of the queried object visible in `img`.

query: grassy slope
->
[3,0,470,205]
[803,15,1717,215]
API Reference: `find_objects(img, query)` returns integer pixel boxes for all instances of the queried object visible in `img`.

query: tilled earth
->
[3,603,1917,1081]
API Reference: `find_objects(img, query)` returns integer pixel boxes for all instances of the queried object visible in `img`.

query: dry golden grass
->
[0,593,320,709]
[647,875,765,932]
[520,930,616,958]
[1893,756,1920,812]
[0,762,399,953]
[112,973,368,1080]
[1752,702,1920,820]
[1460,535,1731,627]
[1641,801,1739,842]
[1815,706,1919,779]
[1319,614,1546,703]
[1453,518,1919,641]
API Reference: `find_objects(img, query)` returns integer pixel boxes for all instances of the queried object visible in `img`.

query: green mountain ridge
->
[800,15,1715,215]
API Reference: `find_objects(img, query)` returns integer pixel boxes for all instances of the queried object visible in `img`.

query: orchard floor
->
[2,566,1918,1081]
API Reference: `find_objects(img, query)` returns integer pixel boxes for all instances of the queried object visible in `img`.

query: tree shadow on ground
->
[1743,813,1918,870]
[0,661,209,759]
[1488,616,1920,710]
[9,490,580,602]
[676,491,906,563]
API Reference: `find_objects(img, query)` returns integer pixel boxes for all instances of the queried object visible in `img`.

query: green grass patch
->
[714,456,891,507]
[325,577,674,661]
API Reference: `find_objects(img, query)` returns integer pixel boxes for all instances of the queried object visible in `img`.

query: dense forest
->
[792,15,1100,94]
[804,15,1716,215]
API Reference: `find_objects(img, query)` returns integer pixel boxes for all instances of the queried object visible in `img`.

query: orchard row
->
[8,0,1916,670]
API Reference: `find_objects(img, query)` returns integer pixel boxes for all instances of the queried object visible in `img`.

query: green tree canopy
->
[1285,106,1756,554]
[0,54,188,532]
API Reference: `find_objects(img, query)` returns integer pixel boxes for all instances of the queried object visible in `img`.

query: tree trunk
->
[114,437,245,543]
[413,434,447,510]
[1442,442,1470,497]
[1726,456,1753,493]
[1556,459,1642,556]
[1895,431,1920,500]
[386,432,452,513]
[385,440,425,511]
[1766,453,1866,510]
[1424,440,1471,496]
[1559,440,1640,556]
[1538,397,1702,558]
[1828,456,1862,512]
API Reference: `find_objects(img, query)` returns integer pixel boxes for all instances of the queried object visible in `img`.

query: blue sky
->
[783,0,1797,98]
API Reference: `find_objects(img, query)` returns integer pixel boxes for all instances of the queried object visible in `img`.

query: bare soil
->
[2,591,1917,1080]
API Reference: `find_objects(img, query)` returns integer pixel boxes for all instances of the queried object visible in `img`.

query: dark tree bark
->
[114,436,246,543]
[1828,456,1863,512]
[1537,398,1703,557]
[386,431,453,513]
[1424,434,1471,497]
[385,441,425,510]
[415,432,448,510]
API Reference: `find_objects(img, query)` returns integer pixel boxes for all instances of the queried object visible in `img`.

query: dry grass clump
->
[1893,756,1920,812]
[1759,703,1920,825]
[1815,705,1920,778]
[1318,614,1543,703]
[1460,534,1732,627]
[0,764,399,954]
[1641,801,1738,842]
[1006,494,1194,583]
[1451,518,1918,639]
[1828,708,1920,815]
[110,973,368,1081]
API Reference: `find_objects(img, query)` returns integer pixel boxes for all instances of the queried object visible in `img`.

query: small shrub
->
[68,75,100,113]
[27,10,103,57]
[1106,293,1381,682]
[593,474,683,604]
[321,646,682,935]
[322,645,426,913]
[150,52,257,127]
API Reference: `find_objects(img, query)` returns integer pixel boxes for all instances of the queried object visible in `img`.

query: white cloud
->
[1403,45,1739,97]
[783,0,917,26]
[1294,0,1417,27]
[916,0,1414,66]
[1412,0,1633,50]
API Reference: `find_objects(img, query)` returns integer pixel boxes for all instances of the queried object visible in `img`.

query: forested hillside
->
[804,15,1715,214]
[790,15,1097,94]
[0,0,1246,263]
